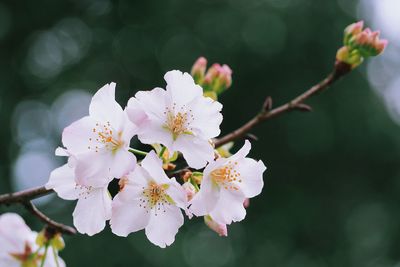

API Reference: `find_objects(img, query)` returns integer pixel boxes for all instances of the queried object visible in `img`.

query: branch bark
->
[214,61,352,148]
[0,187,76,235]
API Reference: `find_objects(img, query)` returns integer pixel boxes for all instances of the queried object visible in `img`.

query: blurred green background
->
[1,0,400,266]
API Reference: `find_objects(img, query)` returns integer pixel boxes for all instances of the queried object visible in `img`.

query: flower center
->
[10,242,43,266]
[163,104,194,140]
[75,184,94,199]
[211,161,242,191]
[88,121,123,152]
[139,182,174,215]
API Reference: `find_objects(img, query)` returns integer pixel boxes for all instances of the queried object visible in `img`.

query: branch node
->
[294,103,313,112]
[262,96,273,112]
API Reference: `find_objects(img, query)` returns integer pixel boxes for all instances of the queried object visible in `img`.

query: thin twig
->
[23,201,76,235]
[0,186,53,205]
[214,61,352,147]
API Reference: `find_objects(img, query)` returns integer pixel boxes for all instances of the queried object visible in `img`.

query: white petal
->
[236,159,266,198]
[145,206,184,248]
[110,191,150,237]
[126,97,149,128]
[140,151,170,184]
[89,83,124,126]
[189,96,223,139]
[131,87,169,122]
[109,149,136,178]
[74,151,113,187]
[0,258,19,267]
[0,213,32,254]
[46,164,79,200]
[165,178,188,210]
[73,188,112,236]
[174,135,214,169]
[209,189,246,225]
[43,251,66,267]
[137,121,174,149]
[189,169,220,217]
[55,147,69,157]
[62,116,97,155]
[164,70,203,107]
[231,140,251,160]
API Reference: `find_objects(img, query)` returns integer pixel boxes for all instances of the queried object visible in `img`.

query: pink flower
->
[0,213,65,267]
[189,140,266,225]
[110,151,188,248]
[46,164,112,236]
[61,83,136,187]
[126,70,223,169]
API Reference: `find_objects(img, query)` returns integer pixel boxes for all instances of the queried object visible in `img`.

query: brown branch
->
[0,187,76,235]
[0,186,53,205]
[214,61,352,148]
[23,201,76,235]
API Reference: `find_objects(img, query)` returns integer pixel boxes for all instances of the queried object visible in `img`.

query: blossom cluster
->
[46,68,267,248]
[0,213,65,267]
[336,21,388,68]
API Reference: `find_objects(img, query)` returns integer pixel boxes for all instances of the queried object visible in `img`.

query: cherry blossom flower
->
[126,70,223,169]
[61,83,136,186]
[189,140,266,225]
[0,213,65,267]
[110,151,187,248]
[46,164,112,236]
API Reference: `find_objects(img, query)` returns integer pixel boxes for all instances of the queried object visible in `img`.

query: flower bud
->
[350,28,388,57]
[344,21,364,45]
[243,198,250,208]
[191,57,207,84]
[203,63,233,95]
[204,215,228,237]
[182,182,196,201]
[50,233,65,251]
[336,46,363,68]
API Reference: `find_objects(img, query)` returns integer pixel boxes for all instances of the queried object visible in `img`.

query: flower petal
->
[89,83,124,127]
[0,213,33,254]
[62,116,97,155]
[140,151,170,184]
[189,96,223,139]
[174,135,214,169]
[74,151,113,187]
[73,188,112,236]
[164,70,203,107]
[46,164,79,200]
[165,178,188,210]
[145,206,184,248]
[131,87,169,122]
[209,189,246,225]
[110,149,136,178]
[189,169,220,217]
[110,191,151,237]
[236,159,266,198]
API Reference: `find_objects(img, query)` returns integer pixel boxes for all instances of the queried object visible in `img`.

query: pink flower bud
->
[243,198,250,208]
[191,57,207,84]
[182,182,196,201]
[344,21,364,44]
[352,28,388,56]
[220,64,232,88]
[203,63,233,94]
[204,215,228,237]
[375,39,388,54]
